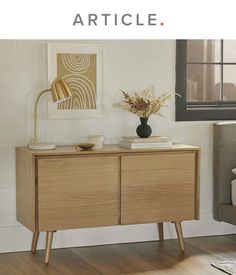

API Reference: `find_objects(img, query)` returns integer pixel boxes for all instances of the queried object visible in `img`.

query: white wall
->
[0,40,236,253]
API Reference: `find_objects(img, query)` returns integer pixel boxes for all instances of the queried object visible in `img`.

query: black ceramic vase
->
[136,117,152,138]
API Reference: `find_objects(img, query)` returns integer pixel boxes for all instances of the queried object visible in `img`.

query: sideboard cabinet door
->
[37,156,119,231]
[121,152,197,225]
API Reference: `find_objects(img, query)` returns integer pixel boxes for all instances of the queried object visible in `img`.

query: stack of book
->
[120,136,172,149]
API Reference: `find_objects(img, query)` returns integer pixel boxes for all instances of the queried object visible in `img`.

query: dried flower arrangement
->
[114,86,176,118]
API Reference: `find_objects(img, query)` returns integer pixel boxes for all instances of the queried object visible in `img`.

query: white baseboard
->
[0,212,236,253]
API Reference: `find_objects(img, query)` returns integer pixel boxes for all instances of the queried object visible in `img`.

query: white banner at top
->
[0,0,235,39]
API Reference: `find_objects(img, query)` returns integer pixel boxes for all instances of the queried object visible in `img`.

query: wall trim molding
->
[0,212,236,253]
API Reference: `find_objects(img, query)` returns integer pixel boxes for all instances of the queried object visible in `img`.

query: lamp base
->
[28,143,56,150]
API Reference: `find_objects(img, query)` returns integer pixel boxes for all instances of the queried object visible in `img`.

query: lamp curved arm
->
[33,88,52,144]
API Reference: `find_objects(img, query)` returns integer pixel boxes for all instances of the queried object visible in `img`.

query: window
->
[176,40,236,121]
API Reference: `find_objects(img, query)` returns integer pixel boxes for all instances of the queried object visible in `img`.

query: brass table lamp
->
[29,79,72,150]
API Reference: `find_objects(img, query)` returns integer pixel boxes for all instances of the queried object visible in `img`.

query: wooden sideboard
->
[16,144,200,264]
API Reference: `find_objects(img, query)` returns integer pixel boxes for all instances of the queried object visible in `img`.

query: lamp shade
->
[51,79,73,103]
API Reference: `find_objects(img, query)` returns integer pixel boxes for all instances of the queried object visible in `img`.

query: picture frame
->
[47,43,103,119]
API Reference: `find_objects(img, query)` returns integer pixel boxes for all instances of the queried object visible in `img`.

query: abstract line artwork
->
[48,44,102,119]
[57,53,97,110]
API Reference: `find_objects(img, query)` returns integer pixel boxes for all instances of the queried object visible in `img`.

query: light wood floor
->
[1,235,236,275]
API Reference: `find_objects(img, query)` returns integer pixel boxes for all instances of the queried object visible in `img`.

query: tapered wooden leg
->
[31,232,39,254]
[158,223,164,241]
[174,221,185,253]
[45,231,54,264]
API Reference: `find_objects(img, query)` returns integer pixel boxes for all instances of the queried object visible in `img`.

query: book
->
[122,136,169,143]
[120,141,172,149]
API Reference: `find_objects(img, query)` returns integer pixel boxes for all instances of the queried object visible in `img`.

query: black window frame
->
[175,40,236,121]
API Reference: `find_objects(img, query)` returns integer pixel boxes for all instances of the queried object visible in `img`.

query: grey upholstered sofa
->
[214,122,236,225]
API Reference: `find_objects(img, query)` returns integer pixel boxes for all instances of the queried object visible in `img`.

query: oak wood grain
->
[37,156,119,231]
[16,144,200,263]
[195,149,201,219]
[121,152,197,225]
[17,144,200,157]
[16,148,36,231]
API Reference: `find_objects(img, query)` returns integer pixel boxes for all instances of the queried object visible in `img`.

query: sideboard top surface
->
[16,144,200,157]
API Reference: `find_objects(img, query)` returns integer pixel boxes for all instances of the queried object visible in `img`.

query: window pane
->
[223,40,236,62]
[187,64,221,102]
[187,40,221,63]
[223,65,236,101]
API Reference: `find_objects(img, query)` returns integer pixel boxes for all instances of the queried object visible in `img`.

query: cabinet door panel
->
[121,152,196,224]
[37,156,119,231]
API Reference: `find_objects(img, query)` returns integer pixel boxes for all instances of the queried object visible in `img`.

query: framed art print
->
[48,44,103,118]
